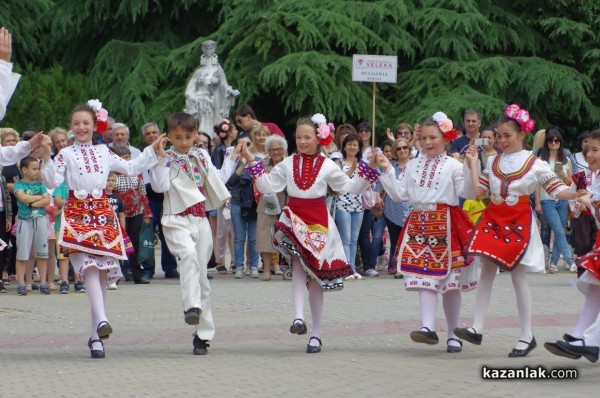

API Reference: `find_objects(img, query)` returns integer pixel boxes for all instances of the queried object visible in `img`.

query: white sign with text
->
[352,54,398,83]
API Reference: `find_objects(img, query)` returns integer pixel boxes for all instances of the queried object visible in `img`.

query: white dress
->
[249,153,378,291]
[379,154,479,293]
[477,150,567,272]
[42,142,158,282]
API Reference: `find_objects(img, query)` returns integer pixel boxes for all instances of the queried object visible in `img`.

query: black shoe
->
[306,336,322,353]
[563,333,581,342]
[447,337,463,353]
[184,308,201,325]
[207,274,213,280]
[165,271,180,279]
[125,274,134,282]
[544,341,581,360]
[557,340,599,363]
[193,335,209,355]
[410,327,439,345]
[88,338,105,359]
[133,277,150,284]
[289,318,307,335]
[454,327,483,345]
[508,336,537,358]
[97,321,113,340]
[0,281,6,293]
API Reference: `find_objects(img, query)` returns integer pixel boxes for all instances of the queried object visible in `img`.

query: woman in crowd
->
[256,135,289,280]
[534,127,576,274]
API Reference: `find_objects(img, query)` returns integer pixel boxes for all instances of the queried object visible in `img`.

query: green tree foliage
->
[2,0,600,143]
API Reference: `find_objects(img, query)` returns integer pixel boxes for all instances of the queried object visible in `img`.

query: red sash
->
[467,196,531,271]
[575,231,600,280]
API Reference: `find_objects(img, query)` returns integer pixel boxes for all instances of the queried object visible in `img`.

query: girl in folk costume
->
[41,101,164,359]
[545,129,600,363]
[376,112,478,353]
[244,114,379,353]
[456,104,584,357]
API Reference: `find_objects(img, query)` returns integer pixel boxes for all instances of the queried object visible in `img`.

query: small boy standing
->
[150,112,238,355]
[14,156,50,295]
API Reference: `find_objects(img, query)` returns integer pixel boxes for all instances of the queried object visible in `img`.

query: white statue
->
[185,40,240,135]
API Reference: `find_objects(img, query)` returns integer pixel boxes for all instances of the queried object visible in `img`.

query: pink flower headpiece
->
[311,113,334,146]
[221,118,230,132]
[505,104,535,133]
[432,112,458,141]
[87,99,109,134]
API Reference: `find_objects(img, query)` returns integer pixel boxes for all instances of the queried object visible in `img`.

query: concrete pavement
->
[0,263,596,397]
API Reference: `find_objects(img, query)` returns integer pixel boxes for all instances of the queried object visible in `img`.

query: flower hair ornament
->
[311,113,334,146]
[431,111,459,141]
[504,104,535,133]
[87,99,109,134]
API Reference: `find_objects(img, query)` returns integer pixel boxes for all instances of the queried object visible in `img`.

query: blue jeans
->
[369,217,387,266]
[230,202,258,270]
[541,199,574,266]
[335,209,363,271]
[149,198,178,275]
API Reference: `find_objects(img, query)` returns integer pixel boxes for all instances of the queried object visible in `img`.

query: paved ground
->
[0,260,596,398]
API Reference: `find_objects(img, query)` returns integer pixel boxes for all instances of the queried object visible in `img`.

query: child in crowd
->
[457,104,583,357]
[245,114,379,353]
[14,156,50,295]
[545,128,600,363]
[376,112,477,353]
[42,100,163,358]
[149,112,239,355]
[105,171,126,290]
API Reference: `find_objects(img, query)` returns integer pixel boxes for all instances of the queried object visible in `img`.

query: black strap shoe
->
[544,341,581,360]
[454,327,482,345]
[410,327,439,345]
[97,321,113,340]
[290,318,307,335]
[447,337,463,353]
[88,338,105,359]
[557,340,599,363]
[508,336,537,357]
[184,308,201,325]
[306,336,322,353]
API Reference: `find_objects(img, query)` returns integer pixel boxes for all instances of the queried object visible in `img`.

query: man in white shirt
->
[109,123,142,158]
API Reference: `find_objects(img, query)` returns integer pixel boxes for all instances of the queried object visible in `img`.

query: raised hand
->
[151,133,168,158]
[375,151,391,171]
[464,142,479,169]
[0,27,12,62]
[386,128,394,141]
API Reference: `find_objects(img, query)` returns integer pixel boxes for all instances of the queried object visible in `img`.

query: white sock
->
[291,257,307,321]
[308,280,323,345]
[419,289,438,331]
[572,285,600,338]
[443,290,461,346]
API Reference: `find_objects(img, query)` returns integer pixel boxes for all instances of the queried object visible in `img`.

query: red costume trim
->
[293,154,325,191]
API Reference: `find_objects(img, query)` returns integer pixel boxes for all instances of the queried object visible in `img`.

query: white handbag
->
[201,166,231,212]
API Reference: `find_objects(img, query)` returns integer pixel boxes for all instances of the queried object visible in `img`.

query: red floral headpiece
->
[504,104,535,133]
[432,112,458,141]
[311,113,334,146]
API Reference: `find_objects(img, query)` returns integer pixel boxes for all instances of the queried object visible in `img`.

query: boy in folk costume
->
[149,112,240,355]
[375,112,478,353]
[245,114,379,353]
[457,104,584,357]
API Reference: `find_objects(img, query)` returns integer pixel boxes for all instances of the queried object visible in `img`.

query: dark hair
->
[356,122,372,132]
[21,130,39,141]
[496,116,522,133]
[198,132,213,155]
[334,124,357,148]
[110,145,131,157]
[379,139,393,150]
[166,112,198,134]
[482,124,497,134]
[590,129,600,144]
[214,119,233,135]
[577,130,591,151]
[20,155,40,170]
[421,117,442,132]
[71,104,97,124]
[464,109,482,121]
[341,134,363,162]
[539,127,567,164]
[234,104,256,120]
[232,131,252,147]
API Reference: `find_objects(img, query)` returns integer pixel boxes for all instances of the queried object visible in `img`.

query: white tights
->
[571,284,600,338]
[76,259,108,351]
[418,289,461,346]
[471,259,532,349]
[292,257,323,347]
